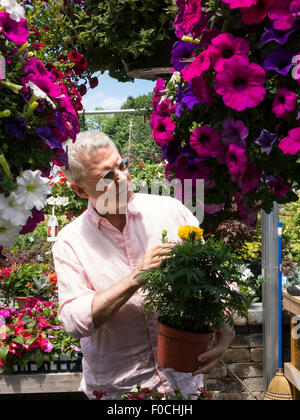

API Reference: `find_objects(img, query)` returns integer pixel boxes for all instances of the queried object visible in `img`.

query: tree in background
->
[81,94,161,161]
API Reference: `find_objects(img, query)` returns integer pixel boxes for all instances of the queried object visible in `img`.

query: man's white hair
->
[63,130,117,183]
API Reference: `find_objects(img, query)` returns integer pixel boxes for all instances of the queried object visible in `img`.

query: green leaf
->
[0,345,9,361]
[34,350,45,368]
[13,335,25,345]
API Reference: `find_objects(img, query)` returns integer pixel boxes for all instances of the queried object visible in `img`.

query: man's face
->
[72,146,133,215]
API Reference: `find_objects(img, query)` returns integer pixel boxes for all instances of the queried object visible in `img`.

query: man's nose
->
[115,168,127,183]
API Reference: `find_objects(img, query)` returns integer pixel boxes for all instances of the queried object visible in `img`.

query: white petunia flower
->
[0,0,25,22]
[26,81,56,108]
[15,170,52,211]
[0,192,31,226]
[0,216,21,248]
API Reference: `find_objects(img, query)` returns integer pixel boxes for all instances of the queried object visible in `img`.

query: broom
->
[264,221,293,400]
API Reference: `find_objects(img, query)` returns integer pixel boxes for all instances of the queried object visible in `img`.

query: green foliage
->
[139,235,248,333]
[23,0,176,81]
[280,195,300,262]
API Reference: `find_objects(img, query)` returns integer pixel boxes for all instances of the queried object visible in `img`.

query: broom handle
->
[278,221,282,370]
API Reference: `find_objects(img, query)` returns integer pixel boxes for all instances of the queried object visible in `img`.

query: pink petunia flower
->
[0,11,29,45]
[237,162,262,194]
[191,75,214,106]
[208,33,249,72]
[215,56,266,111]
[153,78,166,110]
[267,177,290,198]
[240,0,275,25]
[278,127,300,155]
[268,0,300,31]
[226,144,248,177]
[190,125,222,158]
[183,0,202,34]
[181,50,211,82]
[272,88,297,119]
[221,0,257,9]
[152,117,175,147]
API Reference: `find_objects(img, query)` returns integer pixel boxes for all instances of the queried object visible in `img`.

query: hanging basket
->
[124,38,175,81]
[157,321,213,373]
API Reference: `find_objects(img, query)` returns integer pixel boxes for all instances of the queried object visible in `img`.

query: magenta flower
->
[181,50,211,82]
[268,0,300,31]
[153,78,166,110]
[183,0,202,34]
[234,191,260,229]
[272,88,297,119]
[267,177,290,197]
[0,11,29,45]
[190,125,221,158]
[208,33,249,72]
[278,127,300,155]
[152,117,175,147]
[237,163,262,194]
[226,144,248,177]
[215,56,266,111]
[191,75,214,106]
[221,0,257,8]
[240,0,275,25]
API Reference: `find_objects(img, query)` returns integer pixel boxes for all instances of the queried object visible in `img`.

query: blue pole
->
[278,221,282,370]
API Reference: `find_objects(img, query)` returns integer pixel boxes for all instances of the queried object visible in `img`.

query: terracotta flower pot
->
[157,321,213,373]
[14,296,27,310]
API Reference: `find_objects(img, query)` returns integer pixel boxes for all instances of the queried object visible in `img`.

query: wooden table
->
[282,290,300,400]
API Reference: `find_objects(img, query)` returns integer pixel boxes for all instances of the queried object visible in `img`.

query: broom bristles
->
[264,370,293,400]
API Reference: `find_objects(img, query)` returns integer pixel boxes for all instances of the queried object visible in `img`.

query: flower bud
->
[0,110,11,118]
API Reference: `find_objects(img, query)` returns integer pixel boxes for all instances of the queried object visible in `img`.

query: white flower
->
[0,216,21,248]
[26,81,56,108]
[15,170,52,211]
[0,0,25,22]
[46,196,56,205]
[0,192,31,226]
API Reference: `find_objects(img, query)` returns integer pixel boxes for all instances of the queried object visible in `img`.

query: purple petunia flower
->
[254,129,278,155]
[278,127,300,155]
[171,40,197,71]
[19,208,45,235]
[4,117,27,141]
[36,126,61,149]
[261,21,300,46]
[221,118,248,149]
[226,144,248,177]
[175,82,201,117]
[263,49,296,75]
[267,176,290,198]
[0,11,29,45]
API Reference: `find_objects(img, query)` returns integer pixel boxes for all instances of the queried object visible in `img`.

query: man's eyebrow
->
[95,158,121,176]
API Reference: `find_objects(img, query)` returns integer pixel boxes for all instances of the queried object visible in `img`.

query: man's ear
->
[70,183,89,199]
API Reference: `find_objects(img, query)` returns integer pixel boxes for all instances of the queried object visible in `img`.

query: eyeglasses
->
[84,157,129,185]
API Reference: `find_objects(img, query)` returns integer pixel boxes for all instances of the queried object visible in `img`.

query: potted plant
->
[0,299,81,373]
[137,225,248,372]
[23,0,177,81]
[0,263,55,309]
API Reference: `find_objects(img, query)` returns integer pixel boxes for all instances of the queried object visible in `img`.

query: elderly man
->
[52,130,234,399]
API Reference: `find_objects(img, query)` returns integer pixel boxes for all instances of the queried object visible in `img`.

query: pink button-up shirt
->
[52,193,204,399]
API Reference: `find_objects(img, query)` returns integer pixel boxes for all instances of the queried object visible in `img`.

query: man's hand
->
[133,243,175,285]
[192,324,235,376]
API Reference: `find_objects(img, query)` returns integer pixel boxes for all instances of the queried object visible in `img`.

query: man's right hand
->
[133,243,175,285]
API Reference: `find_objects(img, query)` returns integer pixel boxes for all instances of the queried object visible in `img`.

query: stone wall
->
[205,303,291,400]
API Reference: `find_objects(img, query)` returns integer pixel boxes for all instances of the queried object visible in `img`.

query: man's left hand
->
[192,324,235,376]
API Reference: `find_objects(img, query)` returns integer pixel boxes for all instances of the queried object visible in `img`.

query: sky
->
[81,72,156,111]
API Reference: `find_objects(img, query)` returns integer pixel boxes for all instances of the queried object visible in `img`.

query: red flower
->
[89,77,99,89]
[78,84,87,96]
[32,43,45,50]
[68,51,82,63]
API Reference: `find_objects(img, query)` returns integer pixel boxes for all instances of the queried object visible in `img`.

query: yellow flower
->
[25,282,32,289]
[178,225,204,241]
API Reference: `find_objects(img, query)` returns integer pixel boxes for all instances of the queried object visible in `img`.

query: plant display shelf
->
[0,372,82,395]
[282,290,300,400]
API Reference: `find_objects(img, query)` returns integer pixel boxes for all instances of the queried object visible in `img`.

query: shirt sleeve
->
[52,237,97,339]
[175,198,200,228]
